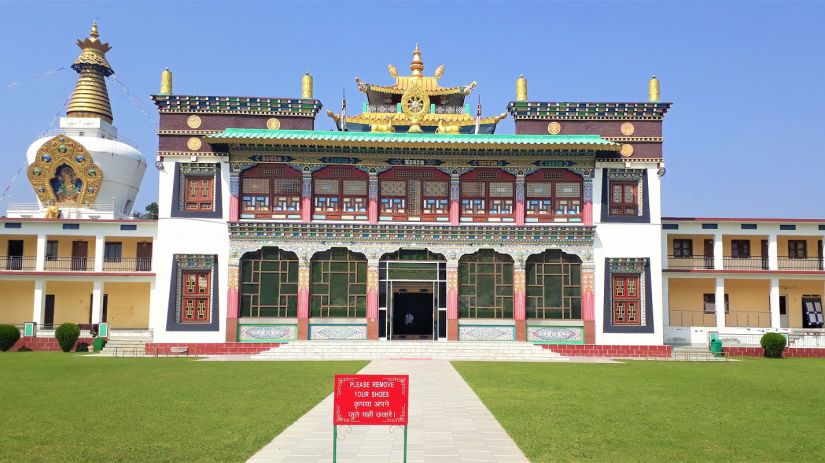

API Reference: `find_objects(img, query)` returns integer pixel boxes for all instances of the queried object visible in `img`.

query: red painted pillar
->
[226,265,239,341]
[515,175,525,226]
[449,176,460,226]
[368,174,379,224]
[229,195,239,222]
[298,266,310,340]
[514,265,526,341]
[582,178,593,226]
[301,174,312,223]
[582,266,595,344]
[367,264,378,340]
[447,264,459,340]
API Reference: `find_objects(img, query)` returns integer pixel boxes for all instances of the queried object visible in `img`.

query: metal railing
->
[102,257,153,272]
[0,256,37,271]
[725,311,771,328]
[667,256,714,269]
[44,257,90,271]
[668,310,716,327]
[778,257,824,271]
[723,256,769,270]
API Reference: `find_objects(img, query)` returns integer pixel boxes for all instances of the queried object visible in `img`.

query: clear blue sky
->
[1,1,823,218]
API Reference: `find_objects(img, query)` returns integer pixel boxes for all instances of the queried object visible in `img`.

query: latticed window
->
[181,271,210,322]
[240,164,302,217]
[460,169,515,219]
[526,250,582,319]
[313,167,368,218]
[379,168,450,220]
[185,177,213,211]
[459,250,513,318]
[525,169,582,222]
[310,248,367,317]
[612,274,641,325]
[609,181,637,216]
[240,247,299,318]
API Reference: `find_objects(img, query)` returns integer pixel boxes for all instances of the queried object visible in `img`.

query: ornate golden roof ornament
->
[516,74,528,101]
[410,44,424,78]
[649,74,660,103]
[28,135,104,206]
[160,67,173,95]
[66,20,114,123]
[302,72,313,99]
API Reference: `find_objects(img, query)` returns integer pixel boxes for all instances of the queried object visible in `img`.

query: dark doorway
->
[392,292,433,340]
[88,294,109,324]
[703,239,714,269]
[71,241,88,271]
[6,240,23,270]
[44,295,55,328]
[136,242,153,271]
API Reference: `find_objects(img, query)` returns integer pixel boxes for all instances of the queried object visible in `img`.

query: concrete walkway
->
[247,360,528,462]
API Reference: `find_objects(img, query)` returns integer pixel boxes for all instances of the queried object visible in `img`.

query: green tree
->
[144,202,159,220]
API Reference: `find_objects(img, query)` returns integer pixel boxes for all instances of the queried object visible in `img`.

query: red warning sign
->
[333,374,409,426]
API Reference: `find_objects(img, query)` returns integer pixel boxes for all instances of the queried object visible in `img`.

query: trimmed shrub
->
[55,323,80,352]
[0,324,21,352]
[760,332,787,358]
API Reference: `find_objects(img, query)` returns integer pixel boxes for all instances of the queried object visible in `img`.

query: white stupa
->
[10,21,147,219]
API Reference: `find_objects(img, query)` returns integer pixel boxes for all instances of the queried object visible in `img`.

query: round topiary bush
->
[55,323,80,353]
[0,324,21,352]
[760,332,787,358]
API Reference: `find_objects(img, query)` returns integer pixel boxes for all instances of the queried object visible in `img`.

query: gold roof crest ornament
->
[28,135,104,206]
[66,21,115,123]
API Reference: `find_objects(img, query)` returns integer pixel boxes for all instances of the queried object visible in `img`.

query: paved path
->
[247,360,528,462]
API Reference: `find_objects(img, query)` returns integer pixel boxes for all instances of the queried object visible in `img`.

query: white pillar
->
[715,277,726,329]
[769,278,780,329]
[32,279,45,325]
[768,232,778,271]
[35,233,46,271]
[94,235,105,272]
[91,280,104,325]
[713,232,723,270]
[662,275,670,327]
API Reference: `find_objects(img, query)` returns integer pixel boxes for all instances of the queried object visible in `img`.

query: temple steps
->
[253,341,569,362]
[98,334,153,357]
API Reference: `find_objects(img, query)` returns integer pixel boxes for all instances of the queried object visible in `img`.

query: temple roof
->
[508,101,673,120]
[151,94,322,116]
[205,128,619,150]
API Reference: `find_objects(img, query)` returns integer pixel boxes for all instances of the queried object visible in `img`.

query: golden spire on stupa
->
[66,20,115,123]
[410,44,424,78]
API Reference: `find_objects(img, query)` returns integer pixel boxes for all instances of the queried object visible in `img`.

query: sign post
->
[333,374,409,462]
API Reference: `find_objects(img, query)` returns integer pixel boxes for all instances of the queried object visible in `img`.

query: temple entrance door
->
[390,284,435,340]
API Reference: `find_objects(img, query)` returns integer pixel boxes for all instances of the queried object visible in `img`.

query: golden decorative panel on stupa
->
[27,135,103,206]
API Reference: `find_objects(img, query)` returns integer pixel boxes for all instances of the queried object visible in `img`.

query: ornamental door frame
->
[378,256,447,342]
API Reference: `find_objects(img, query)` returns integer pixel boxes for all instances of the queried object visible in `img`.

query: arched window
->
[460,168,515,223]
[526,250,582,319]
[313,166,368,221]
[310,248,367,317]
[379,168,450,222]
[525,169,583,223]
[240,247,299,317]
[459,249,513,318]
[240,164,302,219]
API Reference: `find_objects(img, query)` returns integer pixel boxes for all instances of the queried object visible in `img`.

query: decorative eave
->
[507,102,673,121]
[337,111,506,127]
[229,222,595,246]
[151,95,322,117]
[358,80,475,97]
[205,129,620,151]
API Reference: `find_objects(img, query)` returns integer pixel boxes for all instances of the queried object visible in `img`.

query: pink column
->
[582,178,593,226]
[298,265,310,340]
[449,176,460,225]
[514,265,526,341]
[368,174,379,224]
[515,175,525,226]
[229,195,239,222]
[447,264,459,340]
[301,174,312,223]
[582,266,595,344]
[367,264,379,340]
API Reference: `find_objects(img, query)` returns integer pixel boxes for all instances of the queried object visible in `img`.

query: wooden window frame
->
[525,169,583,222]
[788,240,807,259]
[460,169,515,222]
[240,164,302,219]
[611,274,642,325]
[312,167,368,220]
[609,181,638,216]
[184,177,214,212]
[731,240,751,258]
[180,270,211,323]
[379,168,449,221]
[673,239,693,258]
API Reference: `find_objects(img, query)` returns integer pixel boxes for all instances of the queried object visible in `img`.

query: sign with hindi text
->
[333,374,409,426]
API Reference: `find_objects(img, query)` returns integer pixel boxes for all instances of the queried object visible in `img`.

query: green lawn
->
[0,353,366,463]
[454,359,825,463]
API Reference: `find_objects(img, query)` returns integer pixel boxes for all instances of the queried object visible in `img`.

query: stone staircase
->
[253,341,568,362]
[671,345,727,362]
[98,331,153,357]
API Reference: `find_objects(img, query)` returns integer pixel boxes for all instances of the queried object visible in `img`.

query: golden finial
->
[649,74,660,103]
[67,21,114,123]
[302,72,313,99]
[410,43,424,77]
[387,64,398,78]
[516,74,528,101]
[160,67,173,95]
[434,64,445,79]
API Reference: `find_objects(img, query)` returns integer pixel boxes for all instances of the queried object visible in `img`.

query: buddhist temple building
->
[1,27,823,357]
